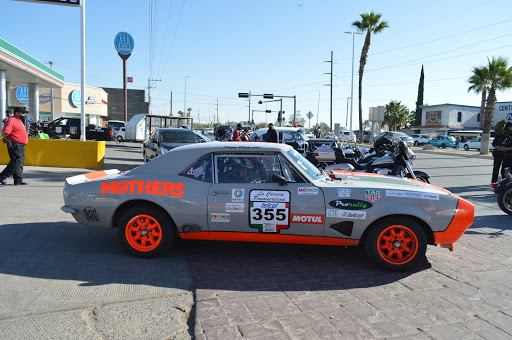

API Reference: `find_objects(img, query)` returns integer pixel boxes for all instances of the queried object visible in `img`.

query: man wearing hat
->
[0,107,29,185]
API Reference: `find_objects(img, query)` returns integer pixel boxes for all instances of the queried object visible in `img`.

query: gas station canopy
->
[0,37,64,88]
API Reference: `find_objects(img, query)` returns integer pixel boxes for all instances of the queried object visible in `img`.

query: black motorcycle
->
[495,167,512,215]
[321,139,430,183]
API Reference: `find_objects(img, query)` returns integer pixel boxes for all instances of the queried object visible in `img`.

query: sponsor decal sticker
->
[101,181,184,197]
[326,209,366,219]
[211,214,230,222]
[337,188,351,197]
[386,190,439,200]
[83,207,100,222]
[290,214,324,224]
[226,203,244,213]
[328,199,373,210]
[232,189,244,202]
[348,175,376,182]
[298,187,318,195]
[365,189,382,202]
[250,190,290,233]
[250,190,289,202]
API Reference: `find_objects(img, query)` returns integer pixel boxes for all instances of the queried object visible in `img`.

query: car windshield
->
[160,130,199,143]
[285,149,324,181]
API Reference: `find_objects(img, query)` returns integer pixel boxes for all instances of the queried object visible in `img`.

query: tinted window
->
[160,130,199,143]
[216,155,276,184]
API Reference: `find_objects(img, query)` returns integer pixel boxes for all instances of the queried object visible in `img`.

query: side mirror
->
[271,173,287,186]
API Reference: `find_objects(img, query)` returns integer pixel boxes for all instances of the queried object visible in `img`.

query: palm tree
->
[467,66,489,130]
[352,11,388,143]
[187,108,192,118]
[480,56,512,154]
[383,100,409,131]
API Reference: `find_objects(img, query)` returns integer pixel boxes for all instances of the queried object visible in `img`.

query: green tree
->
[352,11,388,143]
[468,65,490,130]
[287,112,306,126]
[318,122,330,136]
[177,110,184,117]
[407,110,416,128]
[480,56,512,154]
[383,100,409,131]
[187,108,192,118]
[495,119,508,135]
[415,66,424,126]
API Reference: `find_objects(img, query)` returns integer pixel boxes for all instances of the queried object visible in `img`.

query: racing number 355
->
[251,207,286,221]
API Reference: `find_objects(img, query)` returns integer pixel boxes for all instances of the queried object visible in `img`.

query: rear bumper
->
[433,196,475,244]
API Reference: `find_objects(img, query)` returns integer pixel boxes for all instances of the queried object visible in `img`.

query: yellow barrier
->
[0,139,105,169]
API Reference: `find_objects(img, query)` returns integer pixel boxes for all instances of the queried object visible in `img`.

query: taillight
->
[312,153,318,156]
[109,130,113,136]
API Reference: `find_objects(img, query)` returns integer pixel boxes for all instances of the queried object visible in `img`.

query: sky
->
[2,0,512,129]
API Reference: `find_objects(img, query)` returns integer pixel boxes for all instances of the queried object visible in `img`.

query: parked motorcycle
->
[320,139,430,183]
[495,167,512,215]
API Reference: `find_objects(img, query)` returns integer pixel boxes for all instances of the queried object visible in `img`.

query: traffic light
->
[277,111,284,122]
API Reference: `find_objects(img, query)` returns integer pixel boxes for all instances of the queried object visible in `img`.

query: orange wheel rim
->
[377,225,418,265]
[125,214,162,252]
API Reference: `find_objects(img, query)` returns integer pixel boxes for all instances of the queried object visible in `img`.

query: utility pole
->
[216,99,219,123]
[324,51,333,130]
[170,91,173,116]
[48,61,55,121]
[147,78,161,115]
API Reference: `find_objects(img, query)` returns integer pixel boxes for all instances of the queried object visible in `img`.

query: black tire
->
[116,136,123,143]
[498,186,512,215]
[414,141,419,146]
[441,143,446,148]
[118,205,175,257]
[464,145,469,151]
[90,135,99,141]
[365,216,427,271]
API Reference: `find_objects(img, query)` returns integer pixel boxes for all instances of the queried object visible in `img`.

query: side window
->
[180,154,213,183]
[216,155,277,184]
[58,118,69,126]
[457,112,462,122]
[278,155,305,183]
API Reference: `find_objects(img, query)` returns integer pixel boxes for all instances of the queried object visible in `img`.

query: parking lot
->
[1,142,511,339]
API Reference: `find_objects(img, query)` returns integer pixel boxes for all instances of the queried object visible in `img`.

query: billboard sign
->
[114,32,134,55]
[15,86,29,104]
[426,111,441,125]
[70,89,81,108]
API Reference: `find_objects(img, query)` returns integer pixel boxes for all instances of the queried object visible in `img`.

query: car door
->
[146,131,159,160]
[207,153,325,237]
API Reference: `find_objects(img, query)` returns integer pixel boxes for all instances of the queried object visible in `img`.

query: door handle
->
[211,191,229,196]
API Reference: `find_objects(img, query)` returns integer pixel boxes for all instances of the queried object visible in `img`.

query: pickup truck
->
[41,117,112,141]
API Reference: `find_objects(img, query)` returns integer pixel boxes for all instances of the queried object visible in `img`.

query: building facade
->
[102,88,148,123]
[414,101,512,135]
[9,82,108,126]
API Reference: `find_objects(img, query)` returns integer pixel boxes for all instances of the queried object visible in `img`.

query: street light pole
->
[345,31,362,140]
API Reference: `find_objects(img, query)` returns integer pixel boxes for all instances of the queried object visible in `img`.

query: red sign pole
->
[118,52,131,123]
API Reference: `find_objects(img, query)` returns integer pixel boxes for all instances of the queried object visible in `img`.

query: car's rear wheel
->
[118,205,175,257]
[366,217,427,271]
[116,135,123,143]
[414,141,419,146]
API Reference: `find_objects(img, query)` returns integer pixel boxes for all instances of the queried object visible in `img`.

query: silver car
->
[62,142,474,271]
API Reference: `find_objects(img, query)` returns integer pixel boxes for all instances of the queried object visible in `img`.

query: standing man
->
[266,123,278,143]
[455,135,460,149]
[2,109,13,123]
[491,122,511,187]
[232,123,242,141]
[0,107,29,185]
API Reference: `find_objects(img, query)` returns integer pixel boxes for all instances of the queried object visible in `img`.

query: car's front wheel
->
[441,143,446,148]
[118,205,175,257]
[464,145,469,151]
[365,217,427,271]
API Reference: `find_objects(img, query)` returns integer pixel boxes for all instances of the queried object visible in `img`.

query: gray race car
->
[62,142,474,271]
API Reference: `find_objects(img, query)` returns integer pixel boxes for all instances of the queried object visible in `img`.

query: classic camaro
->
[62,142,474,271]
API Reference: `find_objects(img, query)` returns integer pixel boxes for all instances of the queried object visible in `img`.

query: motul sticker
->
[226,203,244,213]
[232,189,244,202]
[298,187,318,195]
[211,213,230,222]
[327,209,366,219]
[365,189,382,202]
[290,214,324,224]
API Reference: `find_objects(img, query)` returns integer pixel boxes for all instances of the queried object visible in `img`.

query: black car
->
[142,128,211,162]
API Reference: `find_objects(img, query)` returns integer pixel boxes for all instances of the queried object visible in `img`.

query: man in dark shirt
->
[492,122,511,187]
[266,123,278,143]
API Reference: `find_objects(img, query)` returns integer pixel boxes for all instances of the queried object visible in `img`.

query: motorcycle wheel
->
[416,176,430,184]
[497,186,512,215]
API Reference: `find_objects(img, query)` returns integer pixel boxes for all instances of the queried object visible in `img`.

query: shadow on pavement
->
[182,240,430,292]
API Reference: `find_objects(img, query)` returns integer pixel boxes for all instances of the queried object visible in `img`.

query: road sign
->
[307,111,313,119]
[127,77,133,83]
[114,32,134,55]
